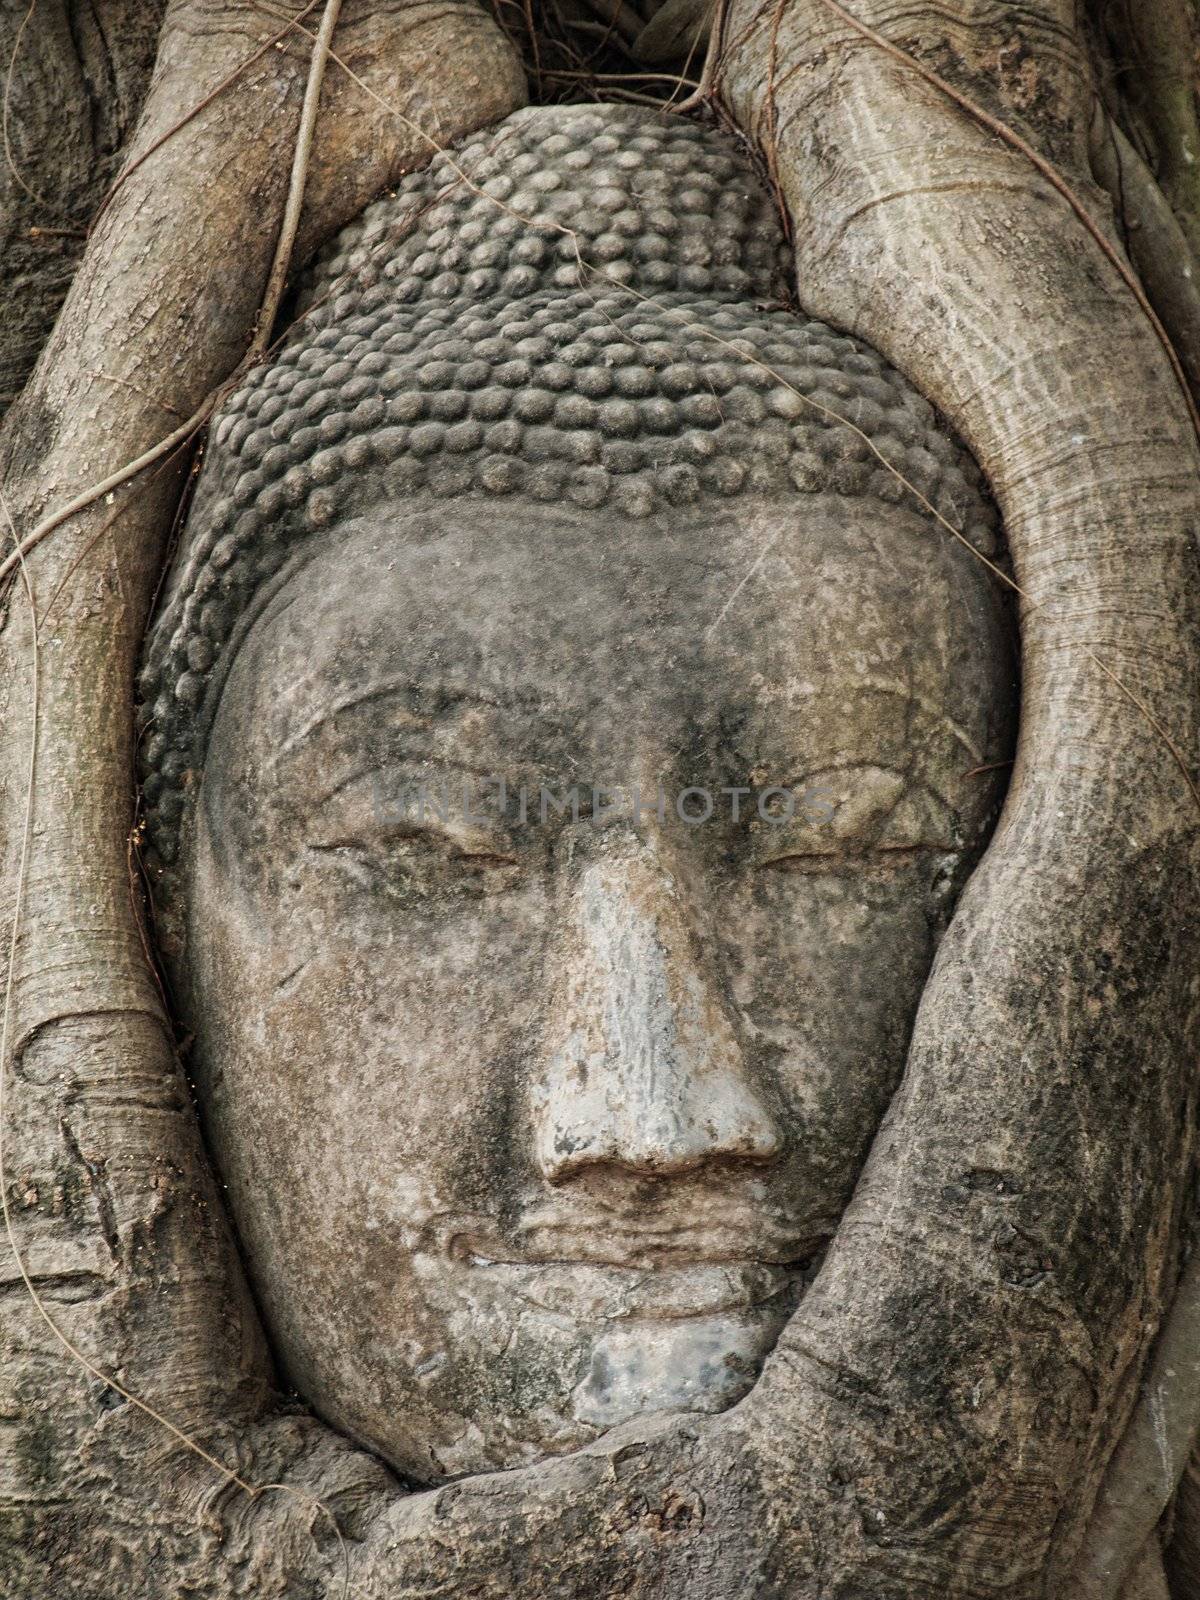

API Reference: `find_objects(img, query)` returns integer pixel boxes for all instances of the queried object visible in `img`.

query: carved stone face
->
[185,490,1013,1481]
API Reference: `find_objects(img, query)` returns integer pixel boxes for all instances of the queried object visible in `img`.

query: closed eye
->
[308,831,519,891]
[761,843,953,874]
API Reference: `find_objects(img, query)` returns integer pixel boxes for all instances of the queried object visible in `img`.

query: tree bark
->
[0,0,168,420]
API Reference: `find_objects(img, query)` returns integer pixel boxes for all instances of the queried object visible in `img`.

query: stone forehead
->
[137,104,999,884]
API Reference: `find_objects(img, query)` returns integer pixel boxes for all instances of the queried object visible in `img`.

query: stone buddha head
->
[138,106,1015,1484]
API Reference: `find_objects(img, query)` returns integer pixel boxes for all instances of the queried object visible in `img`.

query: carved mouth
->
[454,1257,814,1321]
[424,1209,829,1321]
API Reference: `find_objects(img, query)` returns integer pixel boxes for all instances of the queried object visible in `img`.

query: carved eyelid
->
[760,841,957,873]
[305,834,522,907]
[308,773,518,857]
[310,825,517,862]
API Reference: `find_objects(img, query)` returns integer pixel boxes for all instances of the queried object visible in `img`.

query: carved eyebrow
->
[308,753,522,812]
[275,676,569,759]
[839,681,992,764]
[713,684,998,790]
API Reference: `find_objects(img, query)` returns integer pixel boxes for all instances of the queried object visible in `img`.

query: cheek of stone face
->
[726,862,949,1194]
[193,865,594,1478]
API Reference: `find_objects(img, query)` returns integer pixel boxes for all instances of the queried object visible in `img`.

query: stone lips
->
[137,104,1000,880]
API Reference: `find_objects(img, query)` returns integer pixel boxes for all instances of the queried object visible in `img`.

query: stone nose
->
[532,850,782,1184]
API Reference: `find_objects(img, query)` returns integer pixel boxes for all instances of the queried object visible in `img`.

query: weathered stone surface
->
[139,107,998,890]
[179,494,1013,1481]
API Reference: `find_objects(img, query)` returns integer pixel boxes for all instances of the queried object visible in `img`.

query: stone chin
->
[569,1309,790,1432]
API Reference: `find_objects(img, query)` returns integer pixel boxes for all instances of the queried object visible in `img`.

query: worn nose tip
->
[532,852,783,1185]
[537,1085,782,1184]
